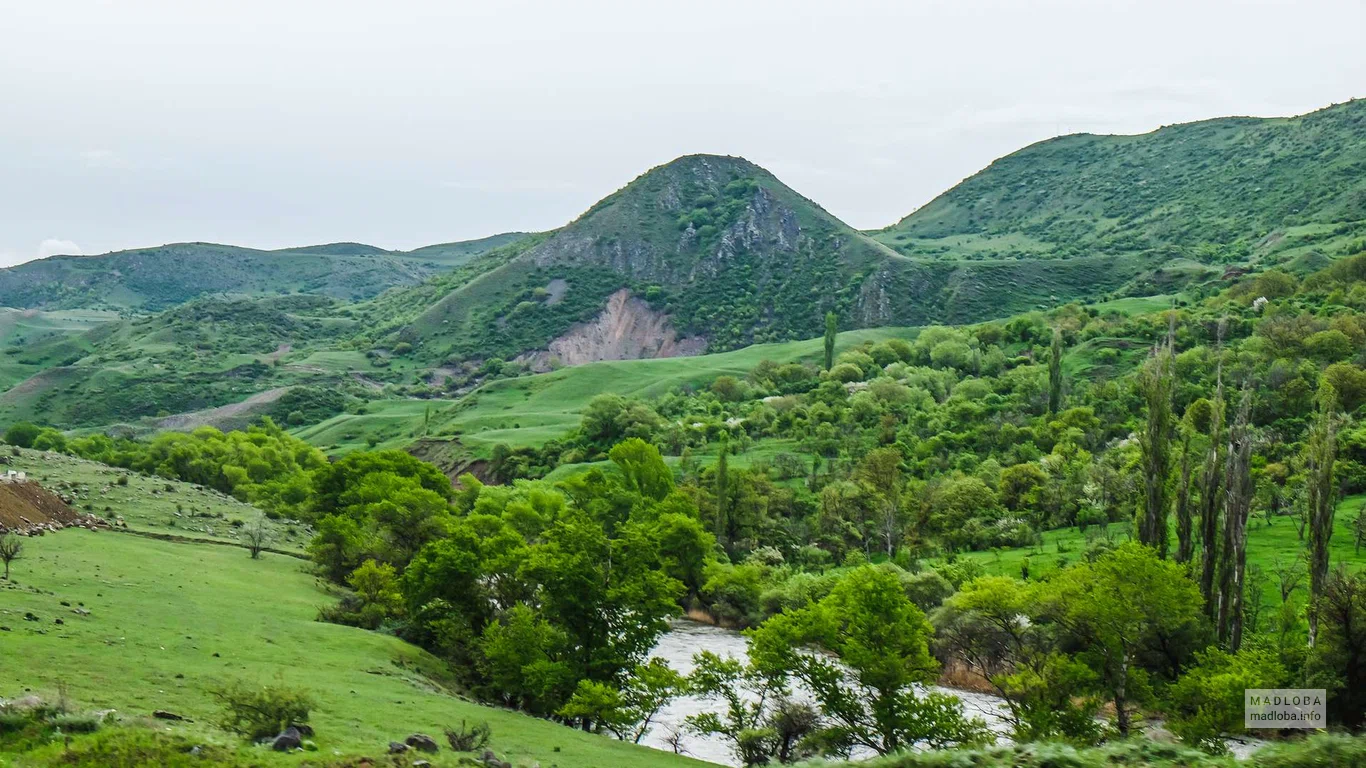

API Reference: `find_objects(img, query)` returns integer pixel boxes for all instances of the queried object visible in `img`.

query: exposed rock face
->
[519,288,706,371]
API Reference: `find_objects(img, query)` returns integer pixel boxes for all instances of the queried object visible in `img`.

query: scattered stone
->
[388,741,409,754]
[152,710,187,721]
[405,733,439,753]
[289,722,314,737]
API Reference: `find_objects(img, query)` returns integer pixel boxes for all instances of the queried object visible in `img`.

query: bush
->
[444,719,492,752]
[1252,733,1366,768]
[209,679,315,740]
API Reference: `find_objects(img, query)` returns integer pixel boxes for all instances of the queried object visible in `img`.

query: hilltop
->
[375,154,1166,368]
[872,99,1366,269]
[0,235,529,311]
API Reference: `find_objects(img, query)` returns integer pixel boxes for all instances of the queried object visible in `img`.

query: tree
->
[0,534,21,580]
[856,447,905,557]
[1199,369,1227,616]
[2,422,41,448]
[1307,381,1341,648]
[714,437,730,547]
[1307,567,1366,729]
[1174,431,1196,563]
[240,516,273,559]
[1037,542,1206,736]
[1047,327,1063,415]
[1216,384,1255,650]
[609,438,674,501]
[686,651,794,766]
[933,575,1102,744]
[823,312,837,372]
[1166,647,1287,752]
[750,566,990,755]
[559,658,684,742]
[1137,343,1175,558]
[347,558,403,626]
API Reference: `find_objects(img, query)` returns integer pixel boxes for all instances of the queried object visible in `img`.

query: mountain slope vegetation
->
[0,235,529,311]
[873,99,1366,269]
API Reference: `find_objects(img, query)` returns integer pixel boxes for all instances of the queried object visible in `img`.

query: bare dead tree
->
[1306,381,1341,648]
[240,517,273,560]
[1273,554,1306,605]
[0,534,21,580]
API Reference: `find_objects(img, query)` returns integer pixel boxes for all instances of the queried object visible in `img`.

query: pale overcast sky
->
[1,0,1362,266]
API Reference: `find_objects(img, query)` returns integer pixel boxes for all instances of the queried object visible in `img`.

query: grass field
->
[0,531,701,768]
[954,493,1366,613]
[295,327,922,460]
[6,448,307,553]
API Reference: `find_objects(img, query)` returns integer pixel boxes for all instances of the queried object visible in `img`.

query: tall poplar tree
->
[1307,381,1341,647]
[1047,328,1064,415]
[823,312,838,372]
[1137,337,1175,558]
[1217,384,1255,650]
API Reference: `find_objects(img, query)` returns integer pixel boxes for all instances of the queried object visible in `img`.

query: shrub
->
[209,679,315,740]
[444,719,492,752]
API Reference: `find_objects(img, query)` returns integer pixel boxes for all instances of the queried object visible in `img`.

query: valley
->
[3,98,1366,767]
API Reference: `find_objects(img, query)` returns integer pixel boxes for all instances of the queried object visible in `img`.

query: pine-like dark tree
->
[1307,380,1341,648]
[1047,327,1063,415]
[823,312,838,372]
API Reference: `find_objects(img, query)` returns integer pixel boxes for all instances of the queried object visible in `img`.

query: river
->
[640,620,1013,765]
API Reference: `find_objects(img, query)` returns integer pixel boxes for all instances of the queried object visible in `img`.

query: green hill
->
[0,234,529,311]
[382,155,1166,367]
[872,99,1366,268]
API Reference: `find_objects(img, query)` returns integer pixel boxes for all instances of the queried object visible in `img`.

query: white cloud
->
[37,238,82,259]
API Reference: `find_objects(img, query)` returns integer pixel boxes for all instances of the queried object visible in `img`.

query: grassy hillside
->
[872,99,1366,269]
[294,326,923,460]
[0,530,700,768]
[0,235,528,311]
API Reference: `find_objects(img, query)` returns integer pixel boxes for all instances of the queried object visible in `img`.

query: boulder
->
[388,741,409,754]
[270,726,302,751]
[152,710,187,721]
[406,733,439,753]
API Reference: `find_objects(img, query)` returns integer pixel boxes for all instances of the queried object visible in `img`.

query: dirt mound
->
[518,288,707,372]
[0,481,102,535]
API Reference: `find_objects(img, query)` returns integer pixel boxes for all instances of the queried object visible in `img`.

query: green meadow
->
[0,530,701,768]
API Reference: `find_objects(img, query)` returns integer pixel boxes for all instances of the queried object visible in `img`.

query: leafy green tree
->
[1037,542,1206,735]
[714,436,731,547]
[347,558,404,627]
[478,603,572,715]
[524,510,681,686]
[2,421,41,448]
[750,566,991,755]
[609,438,675,501]
[559,658,684,742]
[1166,647,1287,752]
[933,575,1103,744]
[308,514,369,582]
[686,651,798,766]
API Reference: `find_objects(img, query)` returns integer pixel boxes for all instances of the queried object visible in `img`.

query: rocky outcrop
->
[518,289,706,372]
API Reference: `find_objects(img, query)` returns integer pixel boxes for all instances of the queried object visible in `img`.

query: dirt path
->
[156,387,291,431]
